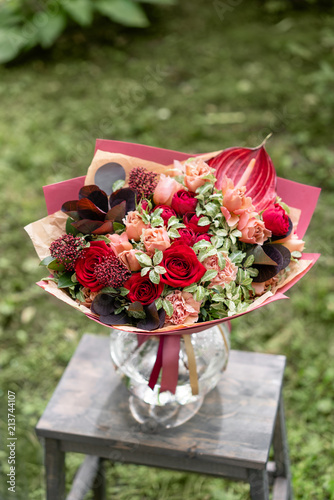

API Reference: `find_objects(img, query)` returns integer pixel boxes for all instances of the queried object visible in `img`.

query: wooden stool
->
[36,334,292,500]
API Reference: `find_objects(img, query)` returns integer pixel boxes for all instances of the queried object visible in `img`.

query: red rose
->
[263,204,290,236]
[124,273,164,306]
[173,227,196,246]
[153,204,177,226]
[75,241,115,292]
[183,212,211,234]
[193,233,212,244]
[171,190,198,215]
[161,244,206,288]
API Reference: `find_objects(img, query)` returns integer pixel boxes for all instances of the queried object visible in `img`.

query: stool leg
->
[273,396,293,499]
[92,458,106,500]
[249,469,270,500]
[44,438,66,500]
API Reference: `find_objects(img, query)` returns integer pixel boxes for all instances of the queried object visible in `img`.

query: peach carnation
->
[203,253,238,288]
[164,291,201,326]
[183,158,213,192]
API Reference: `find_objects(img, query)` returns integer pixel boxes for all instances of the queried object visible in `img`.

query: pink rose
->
[107,232,133,254]
[142,226,171,255]
[125,211,148,241]
[184,158,213,192]
[153,174,184,207]
[239,218,272,245]
[153,205,177,226]
[203,253,237,288]
[164,291,201,326]
[118,249,142,272]
[275,232,305,253]
[171,189,198,215]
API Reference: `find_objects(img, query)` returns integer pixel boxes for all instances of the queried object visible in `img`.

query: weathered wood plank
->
[272,477,289,500]
[249,469,270,500]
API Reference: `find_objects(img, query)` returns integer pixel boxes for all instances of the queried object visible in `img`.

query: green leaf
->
[61,0,93,26]
[119,287,130,296]
[162,299,173,317]
[194,286,206,302]
[154,266,166,274]
[100,286,117,294]
[149,269,160,284]
[151,216,164,227]
[141,266,151,277]
[197,217,210,226]
[135,252,152,267]
[57,272,75,289]
[47,260,66,272]
[0,28,25,64]
[76,289,85,302]
[40,256,56,267]
[243,254,255,267]
[217,253,226,270]
[113,221,125,232]
[193,239,211,251]
[168,228,180,239]
[183,284,198,293]
[230,251,246,264]
[95,0,149,28]
[167,216,179,228]
[155,298,163,310]
[112,179,125,192]
[37,13,67,49]
[201,269,218,283]
[66,216,79,235]
[291,251,302,258]
[153,250,163,266]
[231,229,242,238]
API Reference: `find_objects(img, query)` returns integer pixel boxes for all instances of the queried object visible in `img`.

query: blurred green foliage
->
[0,0,175,64]
[0,0,334,498]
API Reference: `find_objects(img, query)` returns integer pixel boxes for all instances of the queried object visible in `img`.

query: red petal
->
[208,144,277,211]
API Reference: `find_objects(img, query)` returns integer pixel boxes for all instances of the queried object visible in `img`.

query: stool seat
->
[36,334,292,500]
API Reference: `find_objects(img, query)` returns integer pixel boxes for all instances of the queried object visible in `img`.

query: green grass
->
[0,1,334,498]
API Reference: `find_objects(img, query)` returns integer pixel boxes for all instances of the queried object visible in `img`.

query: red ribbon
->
[161,335,181,394]
[148,336,165,390]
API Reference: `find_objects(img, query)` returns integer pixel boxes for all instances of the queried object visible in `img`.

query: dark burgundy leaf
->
[128,301,144,313]
[137,302,165,331]
[252,243,291,282]
[99,311,130,325]
[208,142,277,212]
[105,201,126,223]
[79,185,109,213]
[77,198,106,221]
[94,162,126,196]
[92,220,114,235]
[71,219,105,234]
[91,293,116,316]
[271,217,293,241]
[61,200,80,220]
[109,188,136,214]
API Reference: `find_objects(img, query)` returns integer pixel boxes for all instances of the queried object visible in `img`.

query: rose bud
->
[118,249,142,272]
[153,205,177,226]
[171,189,198,216]
[153,174,183,206]
[239,218,272,245]
[183,212,211,234]
[125,210,149,242]
[142,226,171,255]
[262,204,290,237]
[107,232,133,254]
[124,273,164,306]
[193,233,212,244]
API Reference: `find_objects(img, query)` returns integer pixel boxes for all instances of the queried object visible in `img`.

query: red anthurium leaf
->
[79,185,109,213]
[71,219,105,234]
[77,198,106,221]
[106,200,126,223]
[208,142,277,212]
[61,200,80,220]
[92,220,114,235]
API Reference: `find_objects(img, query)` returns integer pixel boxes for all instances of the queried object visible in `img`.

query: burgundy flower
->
[263,204,290,237]
[128,167,158,200]
[160,244,206,288]
[193,233,212,244]
[173,227,196,246]
[183,212,211,234]
[50,234,85,271]
[171,190,198,216]
[153,204,177,226]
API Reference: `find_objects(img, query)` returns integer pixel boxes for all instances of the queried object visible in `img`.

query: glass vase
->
[110,323,230,428]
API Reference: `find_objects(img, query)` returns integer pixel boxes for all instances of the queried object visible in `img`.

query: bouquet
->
[25,139,320,393]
